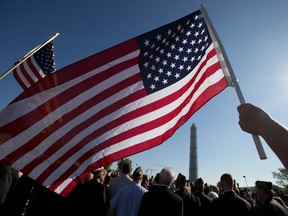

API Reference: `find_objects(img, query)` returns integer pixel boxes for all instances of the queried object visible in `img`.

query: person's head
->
[132,166,143,182]
[175,173,187,189]
[84,172,94,183]
[208,191,219,200]
[210,185,220,194]
[220,173,234,191]
[153,173,160,185]
[92,167,106,184]
[194,177,204,192]
[121,163,131,175]
[141,174,150,188]
[159,167,175,187]
[255,180,273,203]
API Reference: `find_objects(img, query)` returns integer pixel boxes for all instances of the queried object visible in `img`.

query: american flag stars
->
[137,10,211,94]
[34,42,55,75]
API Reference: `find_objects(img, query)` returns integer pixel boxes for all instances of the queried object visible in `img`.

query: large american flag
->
[0,10,231,195]
[13,41,55,90]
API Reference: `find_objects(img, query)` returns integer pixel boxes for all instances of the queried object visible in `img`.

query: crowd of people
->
[0,163,288,216]
[1,102,288,216]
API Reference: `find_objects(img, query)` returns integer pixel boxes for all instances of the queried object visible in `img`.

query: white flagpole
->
[0,32,60,80]
[200,4,267,159]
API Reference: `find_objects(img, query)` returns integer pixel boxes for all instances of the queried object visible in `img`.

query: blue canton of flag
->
[138,10,210,94]
[34,42,55,75]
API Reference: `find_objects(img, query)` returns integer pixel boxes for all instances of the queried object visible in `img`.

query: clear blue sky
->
[1,0,288,188]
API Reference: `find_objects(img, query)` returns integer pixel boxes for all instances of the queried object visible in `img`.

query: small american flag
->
[0,9,231,196]
[13,41,55,90]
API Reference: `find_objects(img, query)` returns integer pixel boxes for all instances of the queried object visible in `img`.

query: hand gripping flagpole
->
[200,4,267,159]
[0,32,60,80]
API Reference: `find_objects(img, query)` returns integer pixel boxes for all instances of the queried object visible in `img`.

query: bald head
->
[220,173,234,190]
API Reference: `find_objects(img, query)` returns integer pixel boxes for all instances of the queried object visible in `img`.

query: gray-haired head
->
[159,167,175,187]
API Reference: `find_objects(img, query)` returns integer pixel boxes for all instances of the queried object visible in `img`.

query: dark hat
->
[176,173,187,186]
[133,166,143,178]
[255,181,273,191]
[195,178,204,184]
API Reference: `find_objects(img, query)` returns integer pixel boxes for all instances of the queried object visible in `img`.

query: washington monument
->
[189,123,198,182]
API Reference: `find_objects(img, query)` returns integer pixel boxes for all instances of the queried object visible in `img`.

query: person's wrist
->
[258,118,275,137]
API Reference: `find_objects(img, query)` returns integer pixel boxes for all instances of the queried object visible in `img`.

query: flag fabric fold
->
[0,9,231,196]
[13,41,56,90]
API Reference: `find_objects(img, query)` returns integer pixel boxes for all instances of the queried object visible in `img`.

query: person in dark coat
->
[194,177,212,215]
[252,180,288,216]
[64,167,110,216]
[212,173,252,216]
[0,163,20,216]
[174,173,201,216]
[0,163,18,205]
[138,167,183,216]
[1,173,64,216]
